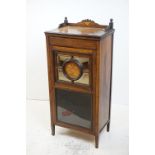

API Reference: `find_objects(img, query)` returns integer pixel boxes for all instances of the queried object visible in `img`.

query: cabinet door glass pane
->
[56,53,90,85]
[55,88,92,129]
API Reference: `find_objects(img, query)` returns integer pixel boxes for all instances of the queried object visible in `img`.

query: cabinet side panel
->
[45,35,57,124]
[99,35,112,130]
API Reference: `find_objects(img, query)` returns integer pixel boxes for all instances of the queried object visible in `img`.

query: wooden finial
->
[109,18,113,29]
[64,17,68,24]
[58,17,68,28]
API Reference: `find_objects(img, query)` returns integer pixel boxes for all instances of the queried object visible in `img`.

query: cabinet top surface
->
[46,26,106,37]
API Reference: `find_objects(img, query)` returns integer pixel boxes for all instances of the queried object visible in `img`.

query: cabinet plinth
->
[45,18,115,148]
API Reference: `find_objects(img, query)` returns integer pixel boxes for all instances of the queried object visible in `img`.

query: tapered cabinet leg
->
[107,122,110,132]
[51,124,55,136]
[95,135,99,148]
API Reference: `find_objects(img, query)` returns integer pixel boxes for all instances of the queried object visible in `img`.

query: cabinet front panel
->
[55,88,92,129]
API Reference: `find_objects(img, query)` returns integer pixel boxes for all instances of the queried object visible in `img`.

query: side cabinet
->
[45,18,115,148]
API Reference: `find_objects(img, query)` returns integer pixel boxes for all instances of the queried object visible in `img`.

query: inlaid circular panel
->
[62,58,83,81]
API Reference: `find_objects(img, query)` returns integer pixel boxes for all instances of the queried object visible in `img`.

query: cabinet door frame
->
[52,46,95,92]
[55,88,93,130]
[49,45,97,134]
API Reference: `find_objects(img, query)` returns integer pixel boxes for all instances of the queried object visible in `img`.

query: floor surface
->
[27,100,128,155]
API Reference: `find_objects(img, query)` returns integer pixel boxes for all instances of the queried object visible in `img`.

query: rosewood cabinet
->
[45,17,115,148]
